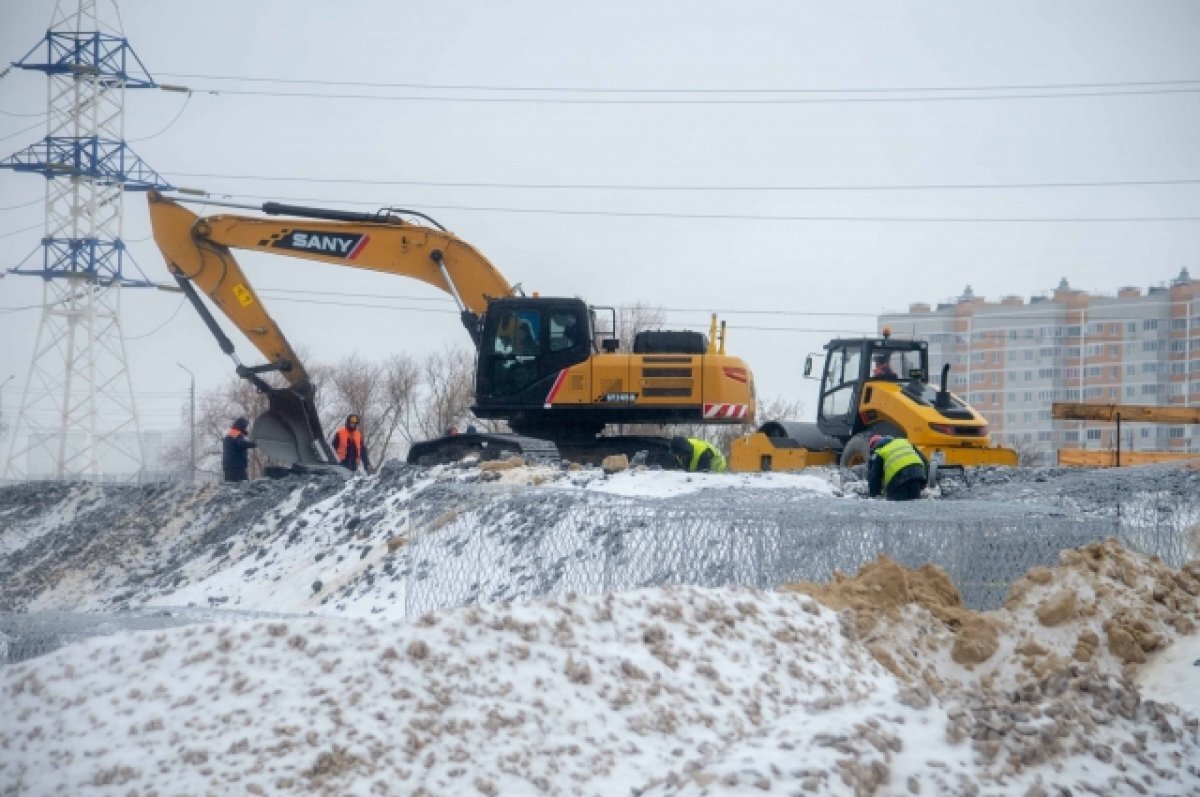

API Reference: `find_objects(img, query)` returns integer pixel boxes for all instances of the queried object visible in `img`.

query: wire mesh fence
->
[399,490,1198,619]
[2,471,1196,665]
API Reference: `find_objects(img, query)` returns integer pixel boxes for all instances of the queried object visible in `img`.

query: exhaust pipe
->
[935,363,952,410]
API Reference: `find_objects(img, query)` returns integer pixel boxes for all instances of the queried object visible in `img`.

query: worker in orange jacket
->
[331,413,372,473]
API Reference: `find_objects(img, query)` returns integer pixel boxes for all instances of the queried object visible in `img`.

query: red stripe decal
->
[544,369,568,408]
[348,234,370,259]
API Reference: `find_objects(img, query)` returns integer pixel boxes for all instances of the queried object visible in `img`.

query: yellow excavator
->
[147,191,756,469]
[728,330,1017,474]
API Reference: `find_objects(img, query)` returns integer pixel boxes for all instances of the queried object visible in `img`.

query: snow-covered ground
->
[1,462,1199,795]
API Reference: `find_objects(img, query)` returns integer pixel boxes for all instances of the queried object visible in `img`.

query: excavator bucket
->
[250,386,337,470]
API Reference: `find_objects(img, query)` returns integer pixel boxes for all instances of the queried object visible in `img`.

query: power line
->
[0,197,43,212]
[177,188,1200,223]
[157,72,1200,94]
[190,194,1200,223]
[127,91,192,143]
[0,223,43,240]
[257,290,1200,324]
[165,172,1200,193]
[183,86,1200,105]
[0,118,43,143]
[124,298,187,340]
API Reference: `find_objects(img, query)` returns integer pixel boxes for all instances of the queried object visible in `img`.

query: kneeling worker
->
[867,434,927,501]
[670,436,727,473]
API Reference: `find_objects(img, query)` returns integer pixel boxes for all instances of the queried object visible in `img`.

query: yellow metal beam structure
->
[1051,402,1200,425]
[1057,449,1200,467]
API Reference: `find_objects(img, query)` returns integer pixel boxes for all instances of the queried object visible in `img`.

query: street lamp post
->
[176,363,195,482]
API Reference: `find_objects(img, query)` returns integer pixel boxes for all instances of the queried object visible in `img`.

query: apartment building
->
[880,269,1200,465]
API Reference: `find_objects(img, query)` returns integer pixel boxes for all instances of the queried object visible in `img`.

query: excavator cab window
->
[477,298,592,402]
[548,310,579,353]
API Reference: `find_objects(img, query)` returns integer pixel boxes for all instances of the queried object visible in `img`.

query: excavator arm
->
[147,190,516,468]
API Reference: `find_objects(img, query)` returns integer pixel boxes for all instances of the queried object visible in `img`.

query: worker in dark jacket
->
[867,434,927,500]
[331,414,372,473]
[669,436,727,473]
[222,417,257,482]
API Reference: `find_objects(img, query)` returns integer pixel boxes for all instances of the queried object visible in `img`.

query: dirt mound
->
[781,555,1000,670]
[783,539,1200,691]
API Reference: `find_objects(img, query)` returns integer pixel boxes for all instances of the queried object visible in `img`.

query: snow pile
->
[3,587,901,796]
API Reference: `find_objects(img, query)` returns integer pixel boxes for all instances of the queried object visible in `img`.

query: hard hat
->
[868,434,884,449]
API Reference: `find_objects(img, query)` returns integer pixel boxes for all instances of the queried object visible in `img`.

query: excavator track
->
[407,433,681,469]
[407,432,561,467]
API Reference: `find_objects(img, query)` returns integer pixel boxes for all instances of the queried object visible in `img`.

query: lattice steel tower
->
[1,0,170,479]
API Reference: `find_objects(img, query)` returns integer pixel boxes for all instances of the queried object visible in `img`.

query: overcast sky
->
[2,0,1199,437]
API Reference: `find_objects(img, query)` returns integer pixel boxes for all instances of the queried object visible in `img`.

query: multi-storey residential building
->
[880,269,1200,465]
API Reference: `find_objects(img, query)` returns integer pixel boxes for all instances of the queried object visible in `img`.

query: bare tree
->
[374,353,421,462]
[399,345,477,444]
[615,302,667,352]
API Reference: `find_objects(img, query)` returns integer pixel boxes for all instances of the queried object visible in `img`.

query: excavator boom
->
[149,190,514,469]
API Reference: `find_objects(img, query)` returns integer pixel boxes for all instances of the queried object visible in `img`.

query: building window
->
[1143,319,1159,331]
[1171,318,1188,331]
[1086,429,1102,441]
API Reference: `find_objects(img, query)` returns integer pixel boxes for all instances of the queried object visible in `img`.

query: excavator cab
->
[474,297,593,425]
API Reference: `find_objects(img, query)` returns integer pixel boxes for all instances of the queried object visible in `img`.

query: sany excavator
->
[147,191,756,469]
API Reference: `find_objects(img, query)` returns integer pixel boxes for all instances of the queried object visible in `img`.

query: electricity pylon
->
[1,0,171,480]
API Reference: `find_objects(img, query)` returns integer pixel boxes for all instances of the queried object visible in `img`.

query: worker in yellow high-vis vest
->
[669,436,727,473]
[866,435,927,500]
